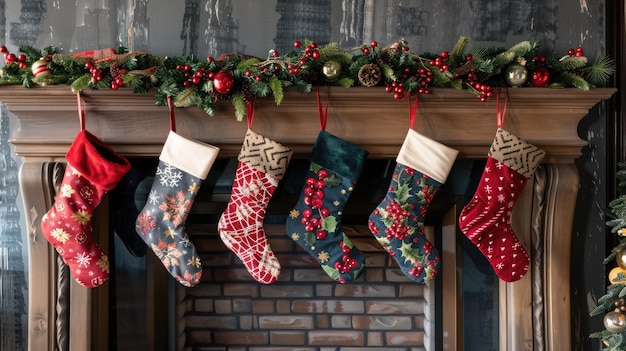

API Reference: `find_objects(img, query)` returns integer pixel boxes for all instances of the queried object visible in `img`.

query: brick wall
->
[179,223,435,351]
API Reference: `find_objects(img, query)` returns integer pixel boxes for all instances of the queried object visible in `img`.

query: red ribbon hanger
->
[496,87,509,129]
[316,84,330,131]
[246,101,255,130]
[407,92,419,129]
[167,95,177,132]
[76,92,86,131]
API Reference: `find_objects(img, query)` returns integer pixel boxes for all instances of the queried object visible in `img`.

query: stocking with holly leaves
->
[368,129,458,282]
[286,130,368,283]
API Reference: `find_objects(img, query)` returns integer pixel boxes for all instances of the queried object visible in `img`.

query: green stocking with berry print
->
[286,130,369,283]
[368,129,458,283]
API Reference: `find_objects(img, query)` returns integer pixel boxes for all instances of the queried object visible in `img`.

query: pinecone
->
[241,81,255,105]
[300,69,321,85]
[109,62,121,79]
[212,91,232,102]
[358,63,382,87]
[380,51,392,65]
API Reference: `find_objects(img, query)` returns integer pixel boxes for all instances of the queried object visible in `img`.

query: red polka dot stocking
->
[218,129,293,284]
[41,130,131,288]
[459,128,545,282]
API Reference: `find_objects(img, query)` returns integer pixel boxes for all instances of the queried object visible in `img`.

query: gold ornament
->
[322,60,342,81]
[604,310,626,333]
[617,249,626,269]
[609,266,626,284]
[504,63,528,87]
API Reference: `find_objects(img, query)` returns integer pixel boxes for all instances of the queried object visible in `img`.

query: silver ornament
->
[604,310,626,333]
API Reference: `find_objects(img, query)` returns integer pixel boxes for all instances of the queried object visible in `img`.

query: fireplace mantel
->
[6,86,616,162]
[5,86,616,351]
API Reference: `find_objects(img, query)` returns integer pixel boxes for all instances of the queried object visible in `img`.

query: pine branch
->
[583,55,616,87]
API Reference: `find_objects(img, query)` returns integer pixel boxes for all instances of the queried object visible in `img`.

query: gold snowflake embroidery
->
[97,255,110,273]
[291,233,300,241]
[333,200,340,206]
[72,209,92,226]
[165,227,176,239]
[61,184,75,198]
[188,255,201,268]
[289,209,300,219]
[50,228,70,243]
[188,182,201,195]
[318,251,330,263]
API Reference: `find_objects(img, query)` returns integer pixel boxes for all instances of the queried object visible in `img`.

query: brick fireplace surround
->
[5,86,615,351]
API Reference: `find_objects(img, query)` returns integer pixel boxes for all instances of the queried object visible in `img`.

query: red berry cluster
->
[361,41,378,55]
[429,51,450,72]
[176,64,213,87]
[461,71,493,102]
[567,45,584,57]
[414,68,434,95]
[287,40,322,76]
[532,55,547,64]
[0,46,27,68]
[391,40,410,53]
[385,80,407,99]
[246,63,280,82]
[84,61,104,84]
[335,241,358,274]
[383,200,412,241]
[300,169,331,240]
[408,264,424,278]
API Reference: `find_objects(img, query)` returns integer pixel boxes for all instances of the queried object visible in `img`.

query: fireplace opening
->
[106,157,499,351]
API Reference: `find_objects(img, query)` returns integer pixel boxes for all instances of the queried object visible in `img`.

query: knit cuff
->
[238,129,293,180]
[488,128,546,178]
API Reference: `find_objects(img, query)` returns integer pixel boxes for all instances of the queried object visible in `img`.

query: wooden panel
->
[19,161,61,351]
[441,205,462,350]
[4,86,615,162]
[543,164,579,351]
[500,176,535,351]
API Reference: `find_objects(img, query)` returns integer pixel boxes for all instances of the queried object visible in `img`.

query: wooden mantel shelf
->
[5,86,615,162]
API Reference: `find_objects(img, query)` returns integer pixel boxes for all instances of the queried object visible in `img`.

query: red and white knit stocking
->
[218,129,293,284]
[459,128,545,282]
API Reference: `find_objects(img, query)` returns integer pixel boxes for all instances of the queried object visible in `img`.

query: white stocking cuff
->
[396,129,459,184]
[160,131,220,180]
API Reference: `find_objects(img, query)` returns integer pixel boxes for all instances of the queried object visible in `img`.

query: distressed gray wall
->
[0,1,609,350]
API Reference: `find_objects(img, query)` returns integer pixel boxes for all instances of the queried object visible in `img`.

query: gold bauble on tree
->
[322,60,342,81]
[604,310,626,333]
[616,248,626,269]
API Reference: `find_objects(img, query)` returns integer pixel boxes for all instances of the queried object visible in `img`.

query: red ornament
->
[213,71,235,94]
[530,66,550,87]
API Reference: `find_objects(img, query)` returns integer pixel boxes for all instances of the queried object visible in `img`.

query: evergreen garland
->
[591,163,626,350]
[0,37,614,119]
